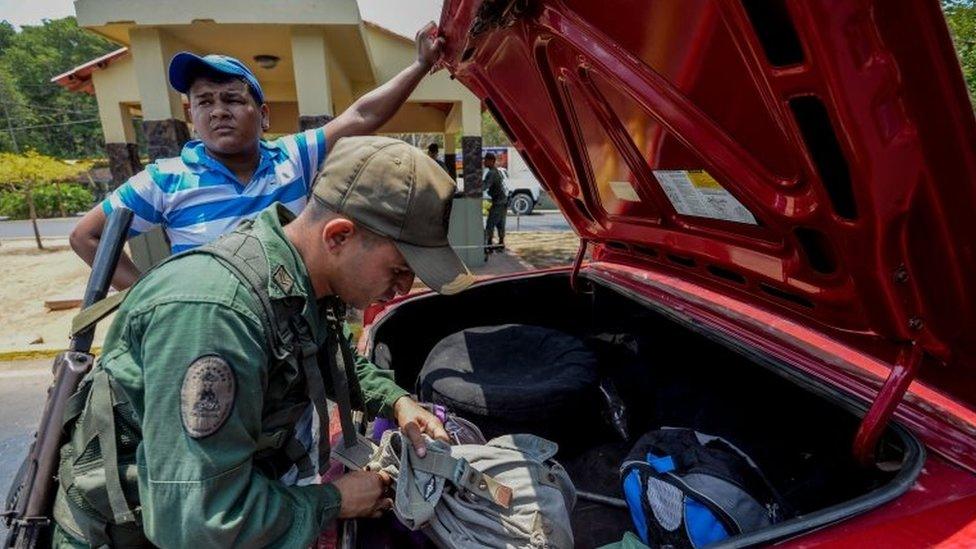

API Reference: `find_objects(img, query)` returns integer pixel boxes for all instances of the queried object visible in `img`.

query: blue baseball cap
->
[168,52,265,104]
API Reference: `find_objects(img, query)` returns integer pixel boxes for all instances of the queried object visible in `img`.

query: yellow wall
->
[327,44,354,112]
[364,27,416,83]
[82,11,482,141]
[261,81,298,103]
[290,27,334,117]
[130,27,193,121]
[92,56,140,142]
[76,0,361,42]
[363,26,481,135]
[265,102,300,134]
[376,102,450,134]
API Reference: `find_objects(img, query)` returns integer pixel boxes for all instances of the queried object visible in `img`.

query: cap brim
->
[395,241,475,295]
[168,52,210,94]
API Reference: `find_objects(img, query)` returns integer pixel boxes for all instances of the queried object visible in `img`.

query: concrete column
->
[461,136,483,197]
[460,100,483,197]
[291,27,334,131]
[95,99,142,191]
[129,27,191,161]
[142,119,191,160]
[105,143,142,189]
[128,27,190,270]
[447,99,485,267]
[444,132,458,180]
[90,57,142,193]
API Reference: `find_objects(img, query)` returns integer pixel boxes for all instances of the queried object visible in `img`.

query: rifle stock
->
[3,208,133,548]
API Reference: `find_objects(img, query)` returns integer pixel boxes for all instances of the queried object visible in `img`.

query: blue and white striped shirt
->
[103,128,327,253]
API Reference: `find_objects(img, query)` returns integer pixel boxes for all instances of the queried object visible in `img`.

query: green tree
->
[944,0,976,108]
[0,150,91,249]
[0,63,40,152]
[0,17,117,158]
[482,110,511,147]
[0,20,15,52]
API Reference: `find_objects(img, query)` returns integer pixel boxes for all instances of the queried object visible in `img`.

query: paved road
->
[505,210,571,232]
[0,217,81,240]
[0,359,51,538]
[0,211,571,240]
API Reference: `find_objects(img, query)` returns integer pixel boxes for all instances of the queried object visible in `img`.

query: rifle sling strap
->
[70,290,129,339]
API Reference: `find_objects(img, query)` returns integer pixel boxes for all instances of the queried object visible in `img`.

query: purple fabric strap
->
[431,404,448,424]
[373,403,449,439]
[372,417,397,439]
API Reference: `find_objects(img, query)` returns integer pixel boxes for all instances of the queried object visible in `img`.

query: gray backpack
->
[369,430,577,548]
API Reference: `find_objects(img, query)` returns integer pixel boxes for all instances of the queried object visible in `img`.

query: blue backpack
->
[620,428,790,548]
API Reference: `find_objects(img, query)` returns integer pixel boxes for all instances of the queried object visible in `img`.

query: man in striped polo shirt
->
[71,22,445,290]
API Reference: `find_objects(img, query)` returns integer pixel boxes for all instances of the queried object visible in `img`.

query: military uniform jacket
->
[53,205,408,548]
[484,168,507,206]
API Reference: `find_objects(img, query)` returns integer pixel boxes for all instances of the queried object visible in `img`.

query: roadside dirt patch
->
[0,232,577,354]
[0,238,114,352]
[506,231,587,269]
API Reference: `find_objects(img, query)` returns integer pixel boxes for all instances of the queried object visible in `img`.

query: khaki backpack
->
[369,430,576,548]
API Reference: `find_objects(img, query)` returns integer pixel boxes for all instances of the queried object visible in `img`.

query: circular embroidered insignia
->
[180,355,236,438]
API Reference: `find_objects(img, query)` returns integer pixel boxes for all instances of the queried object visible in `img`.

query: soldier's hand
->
[333,470,393,518]
[393,396,450,457]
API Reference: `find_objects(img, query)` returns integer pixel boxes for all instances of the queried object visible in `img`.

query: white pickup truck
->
[456,146,546,215]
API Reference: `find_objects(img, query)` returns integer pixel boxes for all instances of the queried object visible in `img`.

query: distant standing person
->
[70,22,446,290]
[427,142,450,174]
[483,152,507,247]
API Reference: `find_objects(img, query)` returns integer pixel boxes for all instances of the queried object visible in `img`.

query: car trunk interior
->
[366,270,921,547]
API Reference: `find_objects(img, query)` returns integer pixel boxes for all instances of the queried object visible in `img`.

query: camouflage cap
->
[312,136,475,295]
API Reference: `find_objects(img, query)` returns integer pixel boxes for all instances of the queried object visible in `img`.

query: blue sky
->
[0,0,443,37]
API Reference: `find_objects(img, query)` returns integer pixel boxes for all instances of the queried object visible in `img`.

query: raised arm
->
[323,22,445,144]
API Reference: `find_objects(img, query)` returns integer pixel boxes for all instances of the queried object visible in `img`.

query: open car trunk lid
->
[437,0,976,413]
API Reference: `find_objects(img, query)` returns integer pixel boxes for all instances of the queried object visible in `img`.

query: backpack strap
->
[410,450,513,509]
[283,314,331,469]
[69,223,336,479]
[90,368,136,525]
[68,221,277,346]
[201,229,334,473]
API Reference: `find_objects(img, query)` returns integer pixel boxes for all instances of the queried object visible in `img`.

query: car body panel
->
[415,0,976,543]
[437,0,976,408]
[776,456,976,548]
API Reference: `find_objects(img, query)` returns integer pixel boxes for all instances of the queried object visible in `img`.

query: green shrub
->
[0,183,94,219]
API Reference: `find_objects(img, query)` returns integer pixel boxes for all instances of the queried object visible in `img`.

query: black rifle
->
[3,208,133,548]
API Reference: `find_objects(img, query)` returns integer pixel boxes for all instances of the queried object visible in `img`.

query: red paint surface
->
[779,457,976,547]
[406,0,976,542]
[439,0,976,404]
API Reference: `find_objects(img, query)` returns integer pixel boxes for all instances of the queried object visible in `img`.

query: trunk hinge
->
[852,343,925,467]
[470,0,533,37]
[570,238,588,293]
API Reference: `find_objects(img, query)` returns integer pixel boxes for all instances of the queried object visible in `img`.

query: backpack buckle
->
[454,459,513,509]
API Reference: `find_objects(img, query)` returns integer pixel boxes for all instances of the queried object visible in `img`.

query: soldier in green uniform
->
[51,136,476,547]
[483,152,508,248]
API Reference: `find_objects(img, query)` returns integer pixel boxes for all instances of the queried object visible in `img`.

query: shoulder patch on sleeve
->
[180,355,236,438]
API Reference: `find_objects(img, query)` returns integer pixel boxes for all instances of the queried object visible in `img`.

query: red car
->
[355,0,976,547]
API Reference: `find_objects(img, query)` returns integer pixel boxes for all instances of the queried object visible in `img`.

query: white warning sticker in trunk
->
[609,180,641,202]
[653,169,758,225]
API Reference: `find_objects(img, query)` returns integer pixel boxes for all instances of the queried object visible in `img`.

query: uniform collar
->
[245,205,328,339]
[180,139,286,182]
